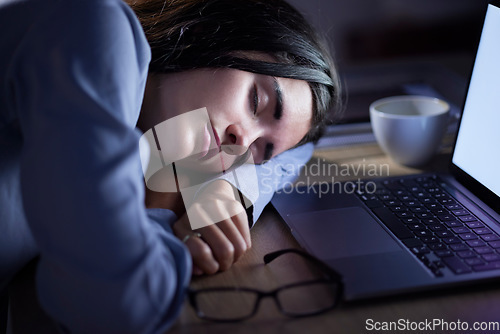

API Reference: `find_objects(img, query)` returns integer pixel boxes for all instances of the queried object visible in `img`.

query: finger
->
[216,216,249,263]
[173,215,219,275]
[199,224,235,272]
[186,234,220,275]
[229,209,252,249]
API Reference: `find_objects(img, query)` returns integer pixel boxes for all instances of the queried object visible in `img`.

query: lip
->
[197,123,212,159]
[211,125,221,149]
[198,123,222,161]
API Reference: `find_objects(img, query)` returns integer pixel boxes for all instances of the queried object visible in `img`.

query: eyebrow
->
[272,77,283,121]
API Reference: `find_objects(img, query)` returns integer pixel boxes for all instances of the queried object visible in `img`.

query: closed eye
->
[252,84,259,115]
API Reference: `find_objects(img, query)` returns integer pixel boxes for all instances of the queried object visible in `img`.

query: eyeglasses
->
[187,248,344,322]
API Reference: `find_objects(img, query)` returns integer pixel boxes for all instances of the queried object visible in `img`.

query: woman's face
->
[138,67,312,173]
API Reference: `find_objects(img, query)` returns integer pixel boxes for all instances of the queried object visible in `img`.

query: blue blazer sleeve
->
[11,1,190,333]
[250,143,314,224]
[214,143,314,226]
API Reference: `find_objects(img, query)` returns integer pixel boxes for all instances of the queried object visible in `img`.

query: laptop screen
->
[452,2,500,199]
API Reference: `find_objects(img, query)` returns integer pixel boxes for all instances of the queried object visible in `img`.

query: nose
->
[222,124,260,156]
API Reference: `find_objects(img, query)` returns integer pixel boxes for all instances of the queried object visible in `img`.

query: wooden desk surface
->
[169,143,500,334]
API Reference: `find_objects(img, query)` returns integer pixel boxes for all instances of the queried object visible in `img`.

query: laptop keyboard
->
[354,175,500,277]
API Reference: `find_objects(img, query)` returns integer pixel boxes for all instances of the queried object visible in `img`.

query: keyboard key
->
[452,226,471,234]
[411,207,429,214]
[457,250,476,258]
[414,230,432,238]
[372,207,414,239]
[428,224,446,232]
[473,228,493,235]
[450,243,470,251]
[396,212,414,218]
[452,209,470,216]
[416,212,434,219]
[443,237,462,244]
[432,208,449,215]
[401,217,419,224]
[374,189,391,196]
[466,240,486,248]
[440,198,457,205]
[488,241,500,249]
[459,215,478,222]
[481,234,500,242]
[421,198,437,204]
[415,192,428,198]
[474,246,494,255]
[390,206,407,212]
[385,200,403,207]
[445,220,463,228]
[421,236,440,244]
[421,218,439,225]
[426,203,443,210]
[442,256,472,274]
[412,246,430,255]
[459,233,478,241]
[482,253,500,262]
[466,221,485,229]
[429,243,447,251]
[408,223,426,231]
[435,250,453,258]
[465,258,485,266]
[378,194,396,201]
[437,214,455,221]
[473,261,500,272]
[436,230,454,238]
[446,204,464,210]
[394,190,410,196]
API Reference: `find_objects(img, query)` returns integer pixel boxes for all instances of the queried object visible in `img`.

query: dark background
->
[287,0,487,75]
[286,0,489,124]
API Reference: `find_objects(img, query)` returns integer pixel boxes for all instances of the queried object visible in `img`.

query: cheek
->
[277,120,311,152]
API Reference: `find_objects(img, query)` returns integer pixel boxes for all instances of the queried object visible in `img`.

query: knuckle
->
[232,240,247,260]
[216,245,235,271]
[198,244,213,259]
[203,262,219,275]
[190,242,212,261]
[219,243,235,260]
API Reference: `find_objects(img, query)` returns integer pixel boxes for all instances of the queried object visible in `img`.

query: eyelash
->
[252,85,259,116]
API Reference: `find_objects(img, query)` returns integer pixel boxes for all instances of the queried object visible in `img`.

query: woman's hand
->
[172,180,252,275]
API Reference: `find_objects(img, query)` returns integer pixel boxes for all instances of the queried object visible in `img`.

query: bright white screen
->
[452,4,500,197]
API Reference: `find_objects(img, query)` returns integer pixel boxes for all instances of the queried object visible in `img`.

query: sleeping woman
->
[0,0,340,332]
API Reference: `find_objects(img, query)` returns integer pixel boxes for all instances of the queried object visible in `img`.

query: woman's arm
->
[12,1,189,333]
[168,143,313,275]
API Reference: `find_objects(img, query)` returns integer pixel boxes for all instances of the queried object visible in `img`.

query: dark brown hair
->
[129,0,340,145]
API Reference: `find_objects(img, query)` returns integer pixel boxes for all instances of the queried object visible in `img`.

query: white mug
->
[370,95,450,167]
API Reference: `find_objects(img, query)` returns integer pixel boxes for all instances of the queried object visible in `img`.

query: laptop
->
[271,0,500,301]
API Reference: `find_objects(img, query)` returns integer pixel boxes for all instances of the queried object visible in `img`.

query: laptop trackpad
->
[287,207,402,259]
